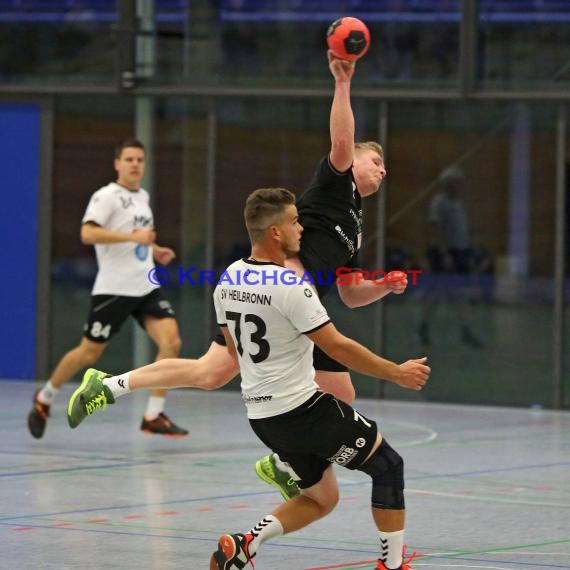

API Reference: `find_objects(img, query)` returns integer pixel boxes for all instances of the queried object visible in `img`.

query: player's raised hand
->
[396,357,430,390]
[328,50,356,82]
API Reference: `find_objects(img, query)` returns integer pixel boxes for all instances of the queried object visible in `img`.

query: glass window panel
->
[145,0,461,88]
[383,101,558,407]
[0,1,117,85]
[478,0,570,91]
[50,95,212,377]
[51,96,136,372]
[214,97,386,396]
[151,96,211,355]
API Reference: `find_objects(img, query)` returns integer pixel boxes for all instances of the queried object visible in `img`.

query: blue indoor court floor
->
[1,380,569,570]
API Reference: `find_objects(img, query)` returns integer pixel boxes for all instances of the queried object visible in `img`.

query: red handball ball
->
[326,17,371,62]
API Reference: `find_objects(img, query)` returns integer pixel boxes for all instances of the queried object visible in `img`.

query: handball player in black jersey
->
[66,52,410,500]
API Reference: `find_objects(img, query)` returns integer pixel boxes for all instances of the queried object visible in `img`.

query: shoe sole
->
[209,535,237,570]
[140,428,189,438]
[254,460,297,501]
[28,389,48,439]
[67,368,95,428]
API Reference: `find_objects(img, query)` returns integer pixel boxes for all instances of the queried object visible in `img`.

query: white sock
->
[379,529,405,569]
[38,380,59,404]
[144,396,165,420]
[247,515,284,556]
[103,372,132,399]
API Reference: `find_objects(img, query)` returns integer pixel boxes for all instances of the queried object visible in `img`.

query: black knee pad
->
[356,438,405,510]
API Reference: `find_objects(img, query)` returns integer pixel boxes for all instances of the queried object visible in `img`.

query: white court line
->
[381,420,439,447]
[428,551,570,557]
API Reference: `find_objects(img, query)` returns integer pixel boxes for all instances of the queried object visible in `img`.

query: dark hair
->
[114,139,145,159]
[244,187,296,243]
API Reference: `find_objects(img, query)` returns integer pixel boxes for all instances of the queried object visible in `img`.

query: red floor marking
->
[228,504,249,509]
[158,511,179,516]
[125,515,145,519]
[89,519,111,523]
[304,552,425,570]
[13,527,34,531]
[194,507,214,512]
[51,522,73,527]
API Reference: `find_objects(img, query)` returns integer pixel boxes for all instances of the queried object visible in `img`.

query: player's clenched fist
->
[396,357,430,390]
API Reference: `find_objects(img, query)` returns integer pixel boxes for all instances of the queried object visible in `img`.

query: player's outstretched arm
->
[337,270,408,308]
[307,323,430,390]
[328,50,356,173]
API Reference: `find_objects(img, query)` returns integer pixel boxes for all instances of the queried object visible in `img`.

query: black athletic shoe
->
[140,413,189,438]
[210,533,255,570]
[27,389,51,439]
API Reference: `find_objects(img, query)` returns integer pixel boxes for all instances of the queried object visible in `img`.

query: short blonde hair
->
[244,187,296,244]
[355,141,383,158]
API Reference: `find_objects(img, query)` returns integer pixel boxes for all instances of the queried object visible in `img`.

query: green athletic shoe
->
[67,368,115,429]
[255,453,300,500]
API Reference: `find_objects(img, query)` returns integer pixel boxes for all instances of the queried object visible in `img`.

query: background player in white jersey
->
[27,139,188,439]
[67,188,429,570]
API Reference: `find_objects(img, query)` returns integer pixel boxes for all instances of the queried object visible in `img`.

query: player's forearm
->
[319,336,402,384]
[338,280,391,308]
[329,81,355,163]
[80,225,137,245]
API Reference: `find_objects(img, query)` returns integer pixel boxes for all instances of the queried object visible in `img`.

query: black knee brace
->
[356,438,405,510]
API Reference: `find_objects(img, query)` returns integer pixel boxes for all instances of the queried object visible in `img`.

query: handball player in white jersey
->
[28,139,188,439]
[68,187,429,570]
[210,187,428,569]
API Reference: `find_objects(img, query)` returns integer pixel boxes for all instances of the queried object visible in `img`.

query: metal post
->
[373,100,389,399]
[203,104,217,347]
[553,104,567,409]
[116,0,137,91]
[459,0,478,96]
[36,97,55,378]
[133,0,156,368]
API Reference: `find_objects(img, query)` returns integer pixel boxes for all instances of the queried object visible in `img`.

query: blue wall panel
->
[0,103,41,379]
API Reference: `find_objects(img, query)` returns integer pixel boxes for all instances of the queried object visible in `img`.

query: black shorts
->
[83,289,175,343]
[249,392,377,489]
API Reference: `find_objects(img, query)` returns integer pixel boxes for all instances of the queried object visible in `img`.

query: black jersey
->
[296,155,363,294]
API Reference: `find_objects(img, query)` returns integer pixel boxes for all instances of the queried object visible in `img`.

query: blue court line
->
[0,489,277,521]
[0,521,378,555]
[2,522,568,568]
[0,459,160,478]
[3,458,570,521]
[407,460,570,481]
